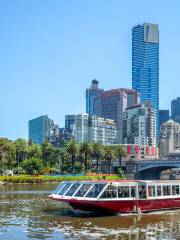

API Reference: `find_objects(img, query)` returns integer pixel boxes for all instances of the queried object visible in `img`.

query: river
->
[0,183,180,240]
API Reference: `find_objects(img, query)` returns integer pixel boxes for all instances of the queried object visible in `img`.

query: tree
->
[22,158,43,175]
[66,140,78,174]
[104,146,115,174]
[0,138,16,174]
[115,145,127,168]
[92,142,103,173]
[14,138,28,163]
[78,144,85,169]
[80,142,92,175]
[41,140,54,166]
[59,148,70,173]
[118,167,125,179]
[28,143,42,159]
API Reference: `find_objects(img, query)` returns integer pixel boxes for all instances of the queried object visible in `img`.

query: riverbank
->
[0,174,121,184]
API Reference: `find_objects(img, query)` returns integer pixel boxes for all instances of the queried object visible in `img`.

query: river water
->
[0,183,180,240]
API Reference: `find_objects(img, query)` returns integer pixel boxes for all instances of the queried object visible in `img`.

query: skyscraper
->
[171,97,180,123]
[159,110,169,127]
[86,80,104,115]
[65,115,76,132]
[29,115,51,144]
[132,23,159,142]
[94,88,139,143]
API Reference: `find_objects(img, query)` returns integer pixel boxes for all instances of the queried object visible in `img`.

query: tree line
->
[0,138,127,175]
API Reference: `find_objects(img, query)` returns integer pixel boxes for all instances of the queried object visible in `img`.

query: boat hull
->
[51,197,180,213]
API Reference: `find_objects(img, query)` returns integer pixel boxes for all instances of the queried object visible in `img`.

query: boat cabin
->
[51,180,180,200]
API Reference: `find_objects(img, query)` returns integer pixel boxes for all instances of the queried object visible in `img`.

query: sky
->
[1,0,180,140]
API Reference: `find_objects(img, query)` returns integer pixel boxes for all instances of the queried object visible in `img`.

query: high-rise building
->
[171,97,180,123]
[159,110,169,128]
[74,113,117,145]
[94,88,139,143]
[29,115,51,144]
[86,80,104,115]
[132,23,159,139]
[48,128,74,148]
[65,115,76,134]
[123,103,156,147]
[159,120,180,157]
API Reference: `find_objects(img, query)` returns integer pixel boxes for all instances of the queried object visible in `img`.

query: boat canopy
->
[52,180,180,200]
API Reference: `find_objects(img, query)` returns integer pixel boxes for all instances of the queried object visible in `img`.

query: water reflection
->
[0,184,180,239]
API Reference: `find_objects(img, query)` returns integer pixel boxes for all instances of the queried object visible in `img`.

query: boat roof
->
[60,179,180,184]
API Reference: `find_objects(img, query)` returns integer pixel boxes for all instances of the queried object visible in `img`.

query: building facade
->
[65,115,76,135]
[171,97,180,123]
[74,113,117,145]
[29,115,51,144]
[159,110,169,128]
[132,23,159,139]
[94,88,139,143]
[123,103,156,147]
[159,120,180,157]
[86,80,104,115]
[48,128,74,148]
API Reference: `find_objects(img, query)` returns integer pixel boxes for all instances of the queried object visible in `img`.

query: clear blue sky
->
[1,0,180,140]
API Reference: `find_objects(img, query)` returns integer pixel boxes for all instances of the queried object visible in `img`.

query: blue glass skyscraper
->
[132,23,159,143]
[29,115,51,144]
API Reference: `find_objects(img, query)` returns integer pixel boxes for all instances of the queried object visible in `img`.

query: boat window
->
[163,185,171,196]
[53,183,65,194]
[139,185,146,199]
[57,183,72,195]
[172,185,179,195]
[65,183,81,196]
[130,186,136,198]
[118,186,130,198]
[138,182,147,199]
[86,184,106,198]
[148,186,156,197]
[100,185,117,199]
[74,184,93,197]
[157,186,162,196]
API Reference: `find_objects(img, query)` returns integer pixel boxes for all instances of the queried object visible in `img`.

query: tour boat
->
[49,180,180,213]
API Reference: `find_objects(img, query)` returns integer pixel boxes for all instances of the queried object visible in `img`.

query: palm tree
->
[41,140,54,166]
[66,140,78,174]
[92,142,103,173]
[115,145,127,168]
[80,142,92,175]
[79,144,85,169]
[104,146,115,174]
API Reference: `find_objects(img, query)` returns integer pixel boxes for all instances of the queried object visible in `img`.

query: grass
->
[0,174,121,184]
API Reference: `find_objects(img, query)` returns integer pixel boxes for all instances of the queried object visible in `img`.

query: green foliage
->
[14,138,28,162]
[91,142,103,173]
[80,142,92,174]
[0,137,127,178]
[104,146,116,174]
[21,158,43,175]
[41,140,55,166]
[0,138,16,174]
[28,143,42,159]
[0,174,120,183]
[114,145,127,167]
[66,140,78,173]
[117,167,125,179]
